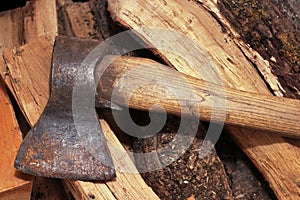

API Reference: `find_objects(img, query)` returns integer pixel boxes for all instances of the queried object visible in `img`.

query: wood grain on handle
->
[98,56,300,139]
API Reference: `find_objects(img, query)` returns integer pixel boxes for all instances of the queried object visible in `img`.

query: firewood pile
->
[0,0,299,199]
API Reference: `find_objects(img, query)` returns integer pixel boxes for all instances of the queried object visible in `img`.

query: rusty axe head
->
[14,36,116,181]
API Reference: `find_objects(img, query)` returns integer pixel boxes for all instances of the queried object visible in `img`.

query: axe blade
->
[14,36,116,181]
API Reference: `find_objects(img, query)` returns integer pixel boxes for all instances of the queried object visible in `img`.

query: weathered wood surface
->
[199,0,285,97]
[0,7,24,55]
[0,56,7,82]
[0,38,159,200]
[0,82,32,200]
[0,0,58,118]
[107,0,269,92]
[98,56,300,139]
[106,0,300,199]
[23,0,57,44]
[216,0,300,99]
[1,38,52,126]
[60,2,103,40]
[0,0,57,55]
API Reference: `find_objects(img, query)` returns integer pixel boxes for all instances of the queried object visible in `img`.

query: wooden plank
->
[106,0,300,199]
[1,38,159,200]
[0,82,32,199]
[23,0,58,44]
[0,7,24,55]
[97,56,300,139]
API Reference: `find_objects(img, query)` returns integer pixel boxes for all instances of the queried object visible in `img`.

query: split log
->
[97,56,300,139]
[23,0,58,44]
[0,38,159,200]
[0,7,24,55]
[0,0,58,96]
[0,0,57,53]
[199,0,285,97]
[0,82,32,199]
[1,38,52,126]
[216,0,300,99]
[106,0,300,199]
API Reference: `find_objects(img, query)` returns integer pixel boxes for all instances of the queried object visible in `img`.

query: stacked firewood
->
[0,0,299,199]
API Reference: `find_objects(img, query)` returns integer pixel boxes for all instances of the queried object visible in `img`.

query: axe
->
[14,36,118,181]
[14,36,300,181]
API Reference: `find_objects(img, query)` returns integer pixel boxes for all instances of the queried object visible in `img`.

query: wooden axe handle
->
[97,56,300,139]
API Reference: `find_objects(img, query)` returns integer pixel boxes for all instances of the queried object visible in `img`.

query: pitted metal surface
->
[14,36,116,180]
